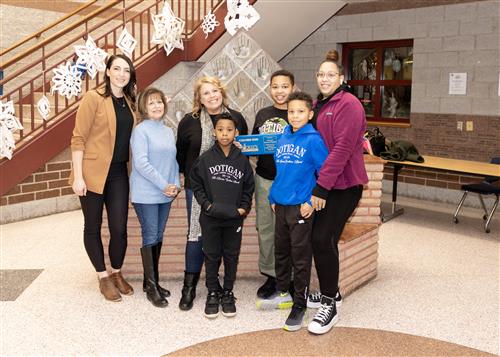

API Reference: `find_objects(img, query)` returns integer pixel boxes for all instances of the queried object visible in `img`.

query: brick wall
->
[279,0,500,201]
[0,148,78,223]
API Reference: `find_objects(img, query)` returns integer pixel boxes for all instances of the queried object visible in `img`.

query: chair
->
[453,157,500,233]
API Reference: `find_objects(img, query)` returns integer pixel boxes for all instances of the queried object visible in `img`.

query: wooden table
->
[382,155,500,222]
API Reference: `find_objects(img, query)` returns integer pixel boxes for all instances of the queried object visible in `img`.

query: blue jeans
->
[133,202,172,247]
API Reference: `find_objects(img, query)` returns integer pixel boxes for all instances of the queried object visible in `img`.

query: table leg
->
[381,164,405,222]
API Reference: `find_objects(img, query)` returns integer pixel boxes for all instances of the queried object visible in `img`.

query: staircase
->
[0,0,239,196]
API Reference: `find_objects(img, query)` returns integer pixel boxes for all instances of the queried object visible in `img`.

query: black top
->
[251,106,288,180]
[190,143,254,220]
[111,96,133,163]
[176,108,248,189]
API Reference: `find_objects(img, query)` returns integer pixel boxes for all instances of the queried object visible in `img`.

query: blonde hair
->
[192,76,228,115]
[137,87,167,123]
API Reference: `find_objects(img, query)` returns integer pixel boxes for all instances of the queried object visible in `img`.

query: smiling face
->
[199,82,223,114]
[316,61,344,98]
[214,118,238,148]
[270,75,293,109]
[106,57,131,96]
[146,93,165,121]
[287,99,313,132]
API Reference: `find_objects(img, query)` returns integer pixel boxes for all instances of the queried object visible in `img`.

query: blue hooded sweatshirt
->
[269,123,328,206]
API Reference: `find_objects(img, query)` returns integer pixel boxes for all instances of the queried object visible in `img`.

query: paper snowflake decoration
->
[116,27,137,58]
[151,2,185,56]
[224,0,260,36]
[37,95,51,120]
[74,35,108,79]
[50,61,82,100]
[0,100,23,160]
[201,10,220,39]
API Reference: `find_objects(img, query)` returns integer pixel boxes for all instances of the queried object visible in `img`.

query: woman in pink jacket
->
[307,50,368,335]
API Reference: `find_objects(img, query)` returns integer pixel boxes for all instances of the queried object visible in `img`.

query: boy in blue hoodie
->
[267,92,328,331]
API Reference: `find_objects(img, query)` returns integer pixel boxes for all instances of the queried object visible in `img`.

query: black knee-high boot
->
[154,242,171,298]
[141,246,168,308]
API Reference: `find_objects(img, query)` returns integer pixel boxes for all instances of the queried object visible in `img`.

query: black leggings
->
[79,162,129,272]
[312,185,363,297]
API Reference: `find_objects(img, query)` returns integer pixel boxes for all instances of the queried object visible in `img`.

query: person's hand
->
[300,203,313,218]
[233,140,243,149]
[271,204,275,213]
[237,208,246,216]
[72,178,87,196]
[164,184,179,197]
[311,195,326,211]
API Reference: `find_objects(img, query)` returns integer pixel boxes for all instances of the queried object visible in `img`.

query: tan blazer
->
[69,89,137,194]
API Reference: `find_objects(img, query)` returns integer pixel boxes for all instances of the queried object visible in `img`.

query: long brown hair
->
[99,54,137,110]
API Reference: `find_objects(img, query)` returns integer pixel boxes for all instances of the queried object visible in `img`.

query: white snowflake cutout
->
[116,27,137,58]
[0,123,16,160]
[74,35,108,79]
[151,2,185,56]
[36,95,51,120]
[201,10,220,39]
[0,100,23,160]
[224,0,260,36]
[50,61,82,100]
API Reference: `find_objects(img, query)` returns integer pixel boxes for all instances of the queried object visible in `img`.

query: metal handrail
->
[0,0,98,58]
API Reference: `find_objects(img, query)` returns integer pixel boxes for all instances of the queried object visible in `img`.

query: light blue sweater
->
[130,119,180,204]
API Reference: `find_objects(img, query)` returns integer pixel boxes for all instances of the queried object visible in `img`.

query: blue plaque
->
[236,134,282,156]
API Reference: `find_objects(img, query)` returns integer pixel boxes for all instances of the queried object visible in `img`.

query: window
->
[343,39,413,125]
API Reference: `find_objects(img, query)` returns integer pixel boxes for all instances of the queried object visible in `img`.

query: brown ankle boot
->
[99,276,122,302]
[110,272,134,295]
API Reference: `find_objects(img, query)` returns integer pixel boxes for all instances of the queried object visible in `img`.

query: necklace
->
[112,95,126,108]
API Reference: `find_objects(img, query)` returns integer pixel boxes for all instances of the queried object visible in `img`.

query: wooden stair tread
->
[339,223,378,243]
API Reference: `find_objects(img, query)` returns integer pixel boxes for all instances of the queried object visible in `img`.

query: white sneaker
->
[256,291,293,310]
[307,296,339,335]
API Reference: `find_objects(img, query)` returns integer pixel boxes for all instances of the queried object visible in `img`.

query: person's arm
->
[131,126,169,191]
[239,158,255,214]
[304,136,329,215]
[175,115,190,174]
[70,91,98,196]
[189,157,211,211]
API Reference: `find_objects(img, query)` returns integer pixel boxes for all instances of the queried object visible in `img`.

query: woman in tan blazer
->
[70,54,137,302]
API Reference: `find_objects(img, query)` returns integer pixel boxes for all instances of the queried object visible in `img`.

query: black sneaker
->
[221,289,237,317]
[204,291,220,319]
[307,290,342,309]
[307,295,338,335]
[256,276,276,299]
[283,305,306,332]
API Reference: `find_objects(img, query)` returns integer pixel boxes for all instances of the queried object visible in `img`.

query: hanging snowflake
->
[74,35,108,79]
[0,100,23,160]
[224,0,260,36]
[116,27,137,58]
[151,2,185,56]
[50,61,82,100]
[201,10,220,39]
[36,95,51,120]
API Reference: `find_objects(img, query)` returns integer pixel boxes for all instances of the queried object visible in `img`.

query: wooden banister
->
[0,0,98,58]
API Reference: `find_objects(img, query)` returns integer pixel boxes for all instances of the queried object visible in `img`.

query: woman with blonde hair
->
[176,76,248,310]
[130,87,180,307]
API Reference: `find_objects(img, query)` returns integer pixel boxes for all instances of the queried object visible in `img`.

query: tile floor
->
[1,195,498,356]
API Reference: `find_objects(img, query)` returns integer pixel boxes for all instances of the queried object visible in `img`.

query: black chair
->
[453,157,500,233]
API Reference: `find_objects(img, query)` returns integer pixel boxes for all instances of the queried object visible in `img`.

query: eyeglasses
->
[316,72,339,80]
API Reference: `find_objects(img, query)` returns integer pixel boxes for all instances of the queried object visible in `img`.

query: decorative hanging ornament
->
[201,10,220,39]
[74,35,108,79]
[224,0,260,36]
[0,100,23,160]
[116,27,137,58]
[151,2,185,56]
[50,61,82,99]
[36,95,51,120]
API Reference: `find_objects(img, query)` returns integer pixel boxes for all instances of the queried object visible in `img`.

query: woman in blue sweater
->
[130,87,180,307]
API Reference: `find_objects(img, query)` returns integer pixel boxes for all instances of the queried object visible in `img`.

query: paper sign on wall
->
[448,72,467,95]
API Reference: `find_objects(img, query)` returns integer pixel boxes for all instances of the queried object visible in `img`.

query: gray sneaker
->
[256,291,293,310]
[283,305,306,332]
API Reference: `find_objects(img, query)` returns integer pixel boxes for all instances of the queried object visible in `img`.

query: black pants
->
[312,185,363,298]
[79,162,129,272]
[200,213,243,291]
[274,204,313,307]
